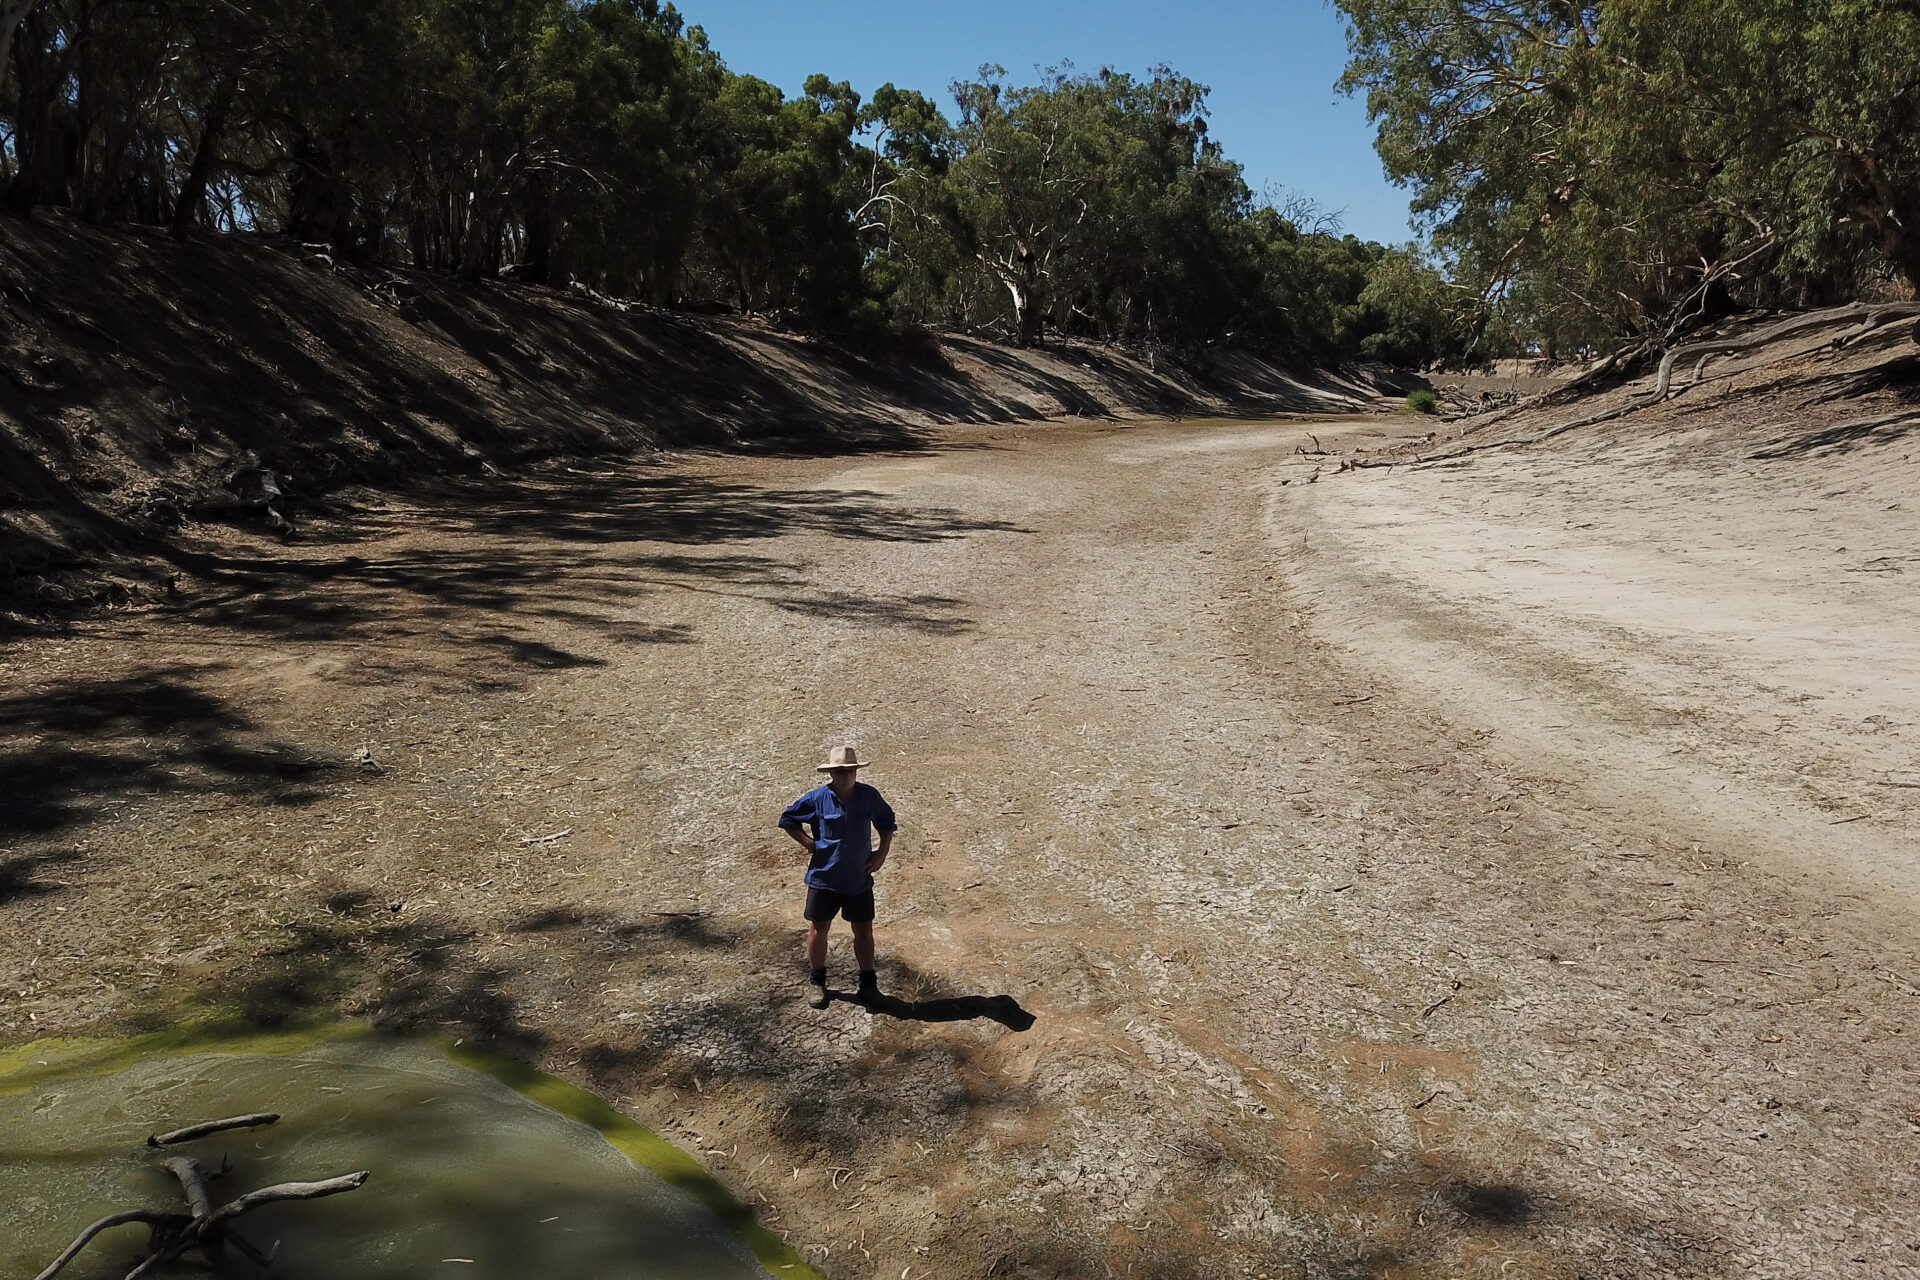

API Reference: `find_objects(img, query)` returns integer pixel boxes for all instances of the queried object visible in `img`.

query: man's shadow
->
[830,988,1035,1032]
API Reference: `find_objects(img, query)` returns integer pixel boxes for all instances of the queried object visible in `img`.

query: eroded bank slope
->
[0,215,1387,613]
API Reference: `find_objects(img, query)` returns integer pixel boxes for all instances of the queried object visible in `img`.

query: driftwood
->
[161,1156,214,1220]
[149,1111,279,1147]
[35,1113,367,1280]
[203,1172,369,1231]
[30,1213,185,1280]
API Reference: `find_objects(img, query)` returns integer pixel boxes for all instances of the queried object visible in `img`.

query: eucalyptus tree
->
[0,3,1460,365]
[1336,0,1920,346]
[941,65,1088,345]
[937,65,1248,348]
[685,71,870,321]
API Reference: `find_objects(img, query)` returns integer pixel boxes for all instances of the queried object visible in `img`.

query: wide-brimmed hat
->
[816,745,868,772]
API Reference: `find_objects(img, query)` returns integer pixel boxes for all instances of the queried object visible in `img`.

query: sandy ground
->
[4,411,1919,1279]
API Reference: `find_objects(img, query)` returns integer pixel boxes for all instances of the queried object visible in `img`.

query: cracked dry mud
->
[3,414,1918,1279]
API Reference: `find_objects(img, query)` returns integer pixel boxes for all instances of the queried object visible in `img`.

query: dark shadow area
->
[831,987,1036,1031]
[1798,352,1920,408]
[142,467,1021,652]
[475,633,607,669]
[1447,1181,1536,1226]
[0,847,83,903]
[0,216,1359,613]
[0,669,337,838]
[772,590,973,635]
[430,470,1033,547]
[0,668,244,738]
[509,902,743,957]
[1749,410,1920,460]
[471,918,1042,1170]
[181,900,548,1060]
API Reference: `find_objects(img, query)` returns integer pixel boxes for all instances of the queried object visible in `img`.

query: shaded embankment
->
[0,215,1385,610]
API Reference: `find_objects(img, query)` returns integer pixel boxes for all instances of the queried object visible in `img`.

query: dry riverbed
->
[3,412,1917,1279]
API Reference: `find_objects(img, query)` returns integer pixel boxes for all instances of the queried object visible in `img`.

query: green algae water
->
[0,1026,817,1280]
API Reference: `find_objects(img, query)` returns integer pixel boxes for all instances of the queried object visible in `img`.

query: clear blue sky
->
[676,0,1418,245]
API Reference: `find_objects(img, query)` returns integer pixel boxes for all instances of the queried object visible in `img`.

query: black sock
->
[858,969,877,988]
[810,967,827,985]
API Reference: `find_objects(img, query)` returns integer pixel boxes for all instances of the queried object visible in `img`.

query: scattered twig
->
[521,829,572,845]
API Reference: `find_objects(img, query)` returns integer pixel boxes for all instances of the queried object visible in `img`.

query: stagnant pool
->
[1,1024,816,1280]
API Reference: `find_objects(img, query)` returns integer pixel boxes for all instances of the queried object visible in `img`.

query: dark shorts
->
[804,886,875,924]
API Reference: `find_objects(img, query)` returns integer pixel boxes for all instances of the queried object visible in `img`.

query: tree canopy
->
[1337,0,1920,352]
[0,0,1457,366]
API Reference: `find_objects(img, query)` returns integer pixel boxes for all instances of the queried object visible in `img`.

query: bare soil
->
[7,345,1920,1279]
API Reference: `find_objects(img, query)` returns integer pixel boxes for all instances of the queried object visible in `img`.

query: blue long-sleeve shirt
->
[779,782,897,895]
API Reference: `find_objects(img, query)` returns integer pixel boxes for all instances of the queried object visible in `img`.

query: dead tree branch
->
[160,1156,214,1219]
[32,1213,184,1280]
[149,1112,279,1147]
[203,1171,371,1231]
[1646,302,1920,401]
[34,1114,367,1280]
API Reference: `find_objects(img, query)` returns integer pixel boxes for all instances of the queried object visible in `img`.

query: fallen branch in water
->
[161,1156,214,1220]
[35,1113,367,1280]
[149,1112,279,1147]
[31,1213,185,1280]
[203,1171,370,1232]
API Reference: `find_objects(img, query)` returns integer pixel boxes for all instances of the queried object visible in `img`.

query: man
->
[778,745,897,1010]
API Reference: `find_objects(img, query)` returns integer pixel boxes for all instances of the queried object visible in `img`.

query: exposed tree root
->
[1349,303,1920,472]
[1647,302,1920,401]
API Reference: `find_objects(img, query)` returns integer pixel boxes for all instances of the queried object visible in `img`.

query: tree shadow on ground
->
[1445,1180,1537,1225]
[157,468,1020,649]
[190,894,550,1061]
[0,669,338,839]
[772,590,974,635]
[0,848,84,903]
[1748,410,1920,460]
[121,884,1712,1280]
[1,466,1010,842]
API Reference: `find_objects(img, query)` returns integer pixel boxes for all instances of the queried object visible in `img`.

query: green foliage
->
[863,64,1455,363]
[0,5,1455,362]
[1406,389,1439,413]
[1336,0,1920,350]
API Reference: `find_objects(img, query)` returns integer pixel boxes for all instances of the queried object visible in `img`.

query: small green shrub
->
[1406,389,1439,414]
